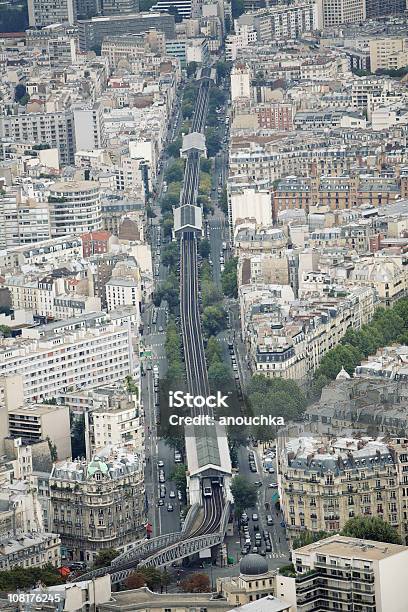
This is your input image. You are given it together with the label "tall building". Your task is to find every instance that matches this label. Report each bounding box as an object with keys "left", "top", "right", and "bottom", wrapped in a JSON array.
[
  {"left": 101, "top": 0, "right": 138, "bottom": 14},
  {"left": 0, "top": 190, "right": 50, "bottom": 249},
  {"left": 73, "top": 103, "right": 106, "bottom": 151},
  {"left": 316, "top": 0, "right": 365, "bottom": 27},
  {"left": 294, "top": 535, "right": 408, "bottom": 612},
  {"left": 231, "top": 64, "right": 251, "bottom": 101},
  {"left": 365, "top": 0, "right": 406, "bottom": 18},
  {"left": 78, "top": 12, "right": 176, "bottom": 51},
  {"left": 369, "top": 37, "right": 408, "bottom": 72},
  {"left": 49, "top": 446, "right": 145, "bottom": 562},
  {"left": 0, "top": 111, "right": 75, "bottom": 166},
  {"left": 151, "top": 0, "right": 193, "bottom": 19},
  {"left": 0, "top": 313, "right": 135, "bottom": 402},
  {"left": 278, "top": 435, "right": 408, "bottom": 545},
  {"left": 49, "top": 181, "right": 102, "bottom": 237},
  {"left": 27, "top": 0, "right": 76, "bottom": 27}
]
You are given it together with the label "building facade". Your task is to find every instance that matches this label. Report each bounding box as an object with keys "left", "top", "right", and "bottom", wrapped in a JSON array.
[{"left": 49, "top": 447, "right": 145, "bottom": 562}]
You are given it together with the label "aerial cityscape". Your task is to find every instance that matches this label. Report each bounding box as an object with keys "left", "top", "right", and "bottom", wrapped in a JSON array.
[{"left": 0, "top": 0, "right": 408, "bottom": 610}]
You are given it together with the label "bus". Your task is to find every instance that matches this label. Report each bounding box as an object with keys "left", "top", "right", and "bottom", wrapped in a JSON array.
[{"left": 202, "top": 478, "right": 212, "bottom": 497}]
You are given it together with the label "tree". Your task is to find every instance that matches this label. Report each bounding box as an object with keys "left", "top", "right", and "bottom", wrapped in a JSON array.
[
  {"left": 200, "top": 158, "right": 212, "bottom": 174},
  {"left": 293, "top": 531, "right": 328, "bottom": 549},
  {"left": 205, "top": 127, "right": 222, "bottom": 157},
  {"left": 71, "top": 413, "right": 85, "bottom": 459},
  {"left": 0, "top": 324, "right": 12, "bottom": 337},
  {"left": 166, "top": 136, "right": 181, "bottom": 158},
  {"left": 231, "top": 0, "right": 245, "bottom": 19},
  {"left": 199, "top": 239, "right": 211, "bottom": 259},
  {"left": 208, "top": 361, "right": 233, "bottom": 395},
  {"left": 216, "top": 61, "right": 230, "bottom": 80},
  {"left": 219, "top": 187, "right": 228, "bottom": 214},
  {"left": 186, "top": 61, "right": 198, "bottom": 78},
  {"left": 125, "top": 571, "right": 146, "bottom": 589},
  {"left": 0, "top": 565, "right": 62, "bottom": 592},
  {"left": 231, "top": 477, "right": 258, "bottom": 515},
  {"left": 203, "top": 304, "right": 227, "bottom": 336},
  {"left": 139, "top": 0, "right": 155, "bottom": 9},
  {"left": 165, "top": 160, "right": 184, "bottom": 184},
  {"left": 46, "top": 437, "right": 58, "bottom": 462},
  {"left": 170, "top": 463, "right": 187, "bottom": 499},
  {"left": 162, "top": 242, "right": 179, "bottom": 268},
  {"left": 14, "top": 84, "right": 26, "bottom": 102},
  {"left": 341, "top": 517, "right": 401, "bottom": 544},
  {"left": 181, "top": 573, "right": 211, "bottom": 593},
  {"left": 221, "top": 258, "right": 238, "bottom": 298},
  {"left": 93, "top": 548, "right": 119, "bottom": 568},
  {"left": 206, "top": 335, "right": 222, "bottom": 364}
]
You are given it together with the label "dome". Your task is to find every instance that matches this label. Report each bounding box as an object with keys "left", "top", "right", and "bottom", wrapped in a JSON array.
[
  {"left": 240, "top": 553, "right": 269, "bottom": 576},
  {"left": 336, "top": 366, "right": 351, "bottom": 380}
]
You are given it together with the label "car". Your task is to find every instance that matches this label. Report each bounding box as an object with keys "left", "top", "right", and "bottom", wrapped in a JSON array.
[
  {"left": 253, "top": 523, "right": 259, "bottom": 532},
  {"left": 177, "top": 490, "right": 183, "bottom": 501},
  {"left": 265, "top": 544, "right": 272, "bottom": 552},
  {"left": 263, "top": 531, "right": 270, "bottom": 541},
  {"left": 169, "top": 491, "right": 175, "bottom": 499},
  {"left": 153, "top": 365, "right": 159, "bottom": 374},
  {"left": 167, "top": 503, "right": 174, "bottom": 512},
  {"left": 268, "top": 467, "right": 275, "bottom": 474},
  {"left": 250, "top": 464, "right": 257, "bottom": 473},
  {"left": 232, "top": 364, "right": 238, "bottom": 371},
  {"left": 269, "top": 482, "right": 278, "bottom": 488},
  {"left": 158, "top": 499, "right": 164, "bottom": 506},
  {"left": 159, "top": 487, "right": 166, "bottom": 498},
  {"left": 158, "top": 325, "right": 164, "bottom": 332},
  {"left": 260, "top": 549, "right": 267, "bottom": 556},
  {"left": 159, "top": 474, "right": 165, "bottom": 484},
  {"left": 266, "top": 515, "right": 274, "bottom": 526},
  {"left": 252, "top": 546, "right": 259, "bottom": 554},
  {"left": 158, "top": 460, "right": 164, "bottom": 468},
  {"left": 254, "top": 481, "right": 262, "bottom": 487},
  {"left": 252, "top": 513, "right": 258, "bottom": 521},
  {"left": 241, "top": 547, "right": 249, "bottom": 555}
]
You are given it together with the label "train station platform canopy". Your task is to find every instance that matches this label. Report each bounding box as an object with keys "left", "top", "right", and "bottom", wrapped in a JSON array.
[
  {"left": 180, "top": 132, "right": 206, "bottom": 158},
  {"left": 174, "top": 204, "right": 202, "bottom": 234},
  {"left": 185, "top": 421, "right": 232, "bottom": 478}
]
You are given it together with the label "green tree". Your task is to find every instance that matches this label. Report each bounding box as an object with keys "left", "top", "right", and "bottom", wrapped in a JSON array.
[
  {"left": 203, "top": 304, "right": 227, "bottom": 336},
  {"left": 0, "top": 565, "right": 62, "bottom": 591},
  {"left": 219, "top": 187, "right": 228, "bottom": 214},
  {"left": 46, "top": 436, "right": 58, "bottom": 462},
  {"left": 166, "top": 136, "right": 181, "bottom": 158},
  {"left": 186, "top": 61, "right": 198, "bottom": 78},
  {"left": 170, "top": 463, "right": 187, "bottom": 499},
  {"left": 165, "top": 159, "right": 184, "bottom": 184},
  {"left": 293, "top": 531, "right": 328, "bottom": 549},
  {"left": 216, "top": 61, "right": 230, "bottom": 80},
  {"left": 208, "top": 361, "right": 233, "bottom": 395},
  {"left": 231, "top": 0, "right": 245, "bottom": 18},
  {"left": 162, "top": 242, "right": 179, "bottom": 268},
  {"left": 341, "top": 517, "right": 401, "bottom": 544},
  {"left": 93, "top": 548, "right": 119, "bottom": 568},
  {"left": 14, "top": 83, "right": 27, "bottom": 102},
  {"left": 206, "top": 335, "right": 223, "bottom": 364},
  {"left": 230, "top": 476, "right": 258, "bottom": 515},
  {"left": 199, "top": 239, "right": 211, "bottom": 259},
  {"left": 221, "top": 257, "right": 238, "bottom": 298},
  {"left": 205, "top": 127, "right": 222, "bottom": 157},
  {"left": 71, "top": 413, "right": 85, "bottom": 459},
  {"left": 0, "top": 324, "right": 12, "bottom": 337}
]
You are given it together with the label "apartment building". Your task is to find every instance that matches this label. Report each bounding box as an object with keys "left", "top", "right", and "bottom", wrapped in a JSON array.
[
  {"left": 240, "top": 285, "right": 375, "bottom": 381},
  {"left": 0, "top": 111, "right": 75, "bottom": 165},
  {"left": 49, "top": 181, "right": 102, "bottom": 238},
  {"left": 0, "top": 191, "right": 50, "bottom": 249},
  {"left": 278, "top": 435, "right": 408, "bottom": 545},
  {"left": 0, "top": 532, "right": 61, "bottom": 571},
  {"left": 27, "top": 0, "right": 76, "bottom": 27},
  {"left": 272, "top": 175, "right": 400, "bottom": 216},
  {"left": 84, "top": 385, "right": 144, "bottom": 459},
  {"left": 49, "top": 446, "right": 145, "bottom": 562},
  {"left": 369, "top": 37, "right": 408, "bottom": 72},
  {"left": 78, "top": 13, "right": 176, "bottom": 52},
  {"left": 0, "top": 313, "right": 135, "bottom": 402},
  {"left": 0, "top": 236, "right": 82, "bottom": 273},
  {"left": 350, "top": 255, "right": 407, "bottom": 305},
  {"left": 293, "top": 535, "right": 408, "bottom": 611},
  {"left": 234, "top": 4, "right": 317, "bottom": 44},
  {"left": 231, "top": 64, "right": 251, "bottom": 101},
  {"left": 73, "top": 104, "right": 106, "bottom": 152},
  {"left": 8, "top": 403, "right": 71, "bottom": 460},
  {"left": 102, "top": 31, "right": 166, "bottom": 68},
  {"left": 316, "top": 0, "right": 365, "bottom": 28}
]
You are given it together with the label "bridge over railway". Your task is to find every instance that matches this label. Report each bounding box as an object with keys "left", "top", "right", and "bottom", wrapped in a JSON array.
[{"left": 70, "top": 67, "right": 232, "bottom": 584}]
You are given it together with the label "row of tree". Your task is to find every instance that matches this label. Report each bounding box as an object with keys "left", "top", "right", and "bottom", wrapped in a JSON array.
[
  {"left": 293, "top": 516, "right": 402, "bottom": 549},
  {"left": 221, "top": 257, "right": 238, "bottom": 298},
  {"left": 0, "top": 565, "right": 62, "bottom": 591},
  {"left": 313, "top": 298, "right": 408, "bottom": 394}
]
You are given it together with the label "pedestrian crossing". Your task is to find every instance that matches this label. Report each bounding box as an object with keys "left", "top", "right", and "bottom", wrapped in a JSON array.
[{"left": 268, "top": 553, "right": 287, "bottom": 559}]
